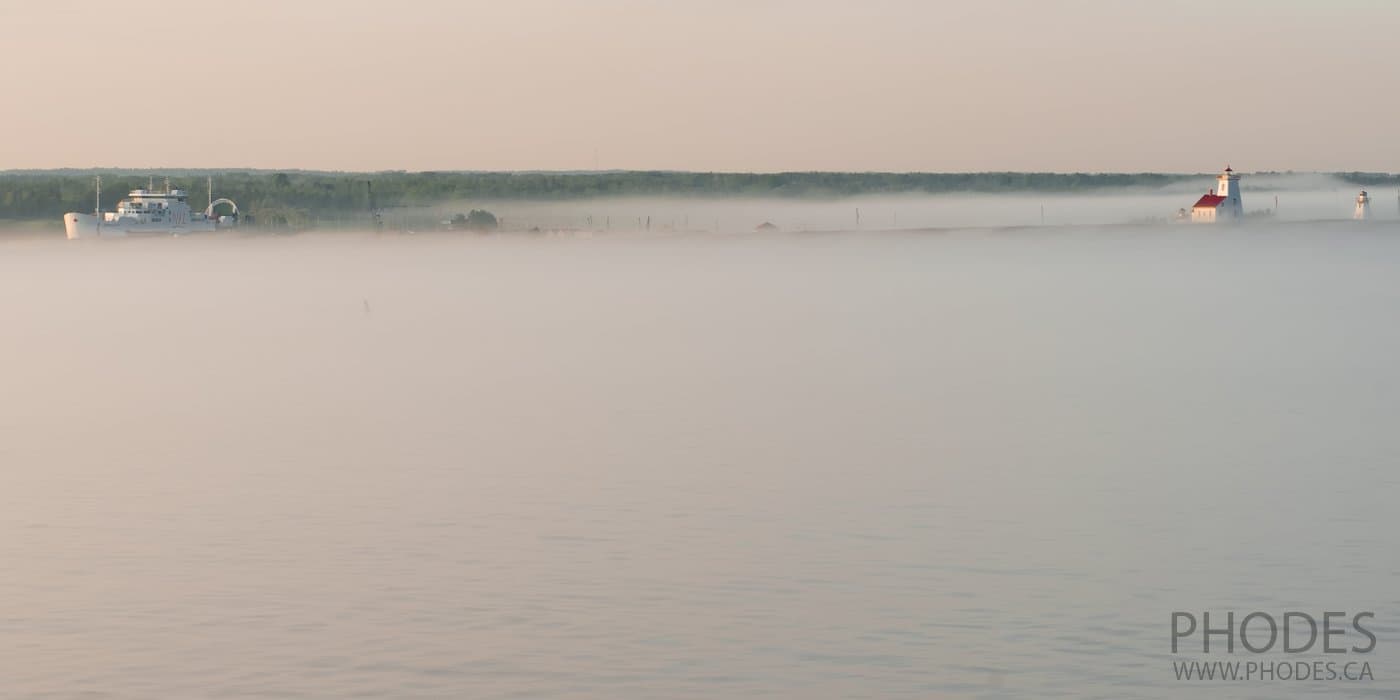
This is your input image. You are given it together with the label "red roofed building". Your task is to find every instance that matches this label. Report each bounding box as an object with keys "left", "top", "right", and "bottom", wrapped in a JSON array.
[
  {"left": 1190, "top": 167, "right": 1244, "bottom": 223},
  {"left": 1193, "top": 194, "right": 1227, "bottom": 209}
]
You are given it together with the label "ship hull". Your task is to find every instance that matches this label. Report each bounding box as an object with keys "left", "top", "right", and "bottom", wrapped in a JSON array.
[{"left": 64, "top": 213, "right": 218, "bottom": 240}]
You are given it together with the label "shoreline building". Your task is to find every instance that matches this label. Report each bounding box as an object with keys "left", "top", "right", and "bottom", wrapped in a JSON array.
[
  {"left": 1190, "top": 167, "right": 1244, "bottom": 223},
  {"left": 1354, "top": 191, "right": 1370, "bottom": 220}
]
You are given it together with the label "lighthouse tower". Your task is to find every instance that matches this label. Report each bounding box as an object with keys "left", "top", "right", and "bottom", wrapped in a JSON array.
[
  {"left": 1216, "top": 166, "right": 1243, "bottom": 219},
  {"left": 1354, "top": 191, "right": 1371, "bottom": 220}
]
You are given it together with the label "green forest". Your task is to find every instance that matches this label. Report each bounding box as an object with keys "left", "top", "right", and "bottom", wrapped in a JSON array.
[{"left": 1, "top": 170, "right": 1394, "bottom": 227}]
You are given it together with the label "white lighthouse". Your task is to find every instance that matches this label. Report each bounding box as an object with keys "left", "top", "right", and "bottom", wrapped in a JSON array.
[
  {"left": 1354, "top": 191, "right": 1371, "bottom": 220},
  {"left": 1190, "top": 166, "right": 1245, "bottom": 223},
  {"left": 1216, "top": 167, "right": 1243, "bottom": 218}
]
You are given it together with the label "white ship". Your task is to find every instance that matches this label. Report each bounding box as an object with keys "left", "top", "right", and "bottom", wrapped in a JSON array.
[{"left": 64, "top": 177, "right": 238, "bottom": 240}]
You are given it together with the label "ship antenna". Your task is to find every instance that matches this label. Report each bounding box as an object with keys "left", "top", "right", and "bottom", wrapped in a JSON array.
[{"left": 95, "top": 175, "right": 101, "bottom": 216}]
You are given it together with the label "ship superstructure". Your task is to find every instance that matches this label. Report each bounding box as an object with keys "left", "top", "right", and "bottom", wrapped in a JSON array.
[{"left": 64, "top": 177, "right": 238, "bottom": 239}]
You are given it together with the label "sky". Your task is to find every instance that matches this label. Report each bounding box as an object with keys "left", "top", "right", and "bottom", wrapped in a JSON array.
[{"left": 1, "top": 0, "right": 1397, "bottom": 173}]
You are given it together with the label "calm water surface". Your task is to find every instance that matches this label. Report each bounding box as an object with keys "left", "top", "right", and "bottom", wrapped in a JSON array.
[{"left": 2, "top": 227, "right": 1398, "bottom": 698}]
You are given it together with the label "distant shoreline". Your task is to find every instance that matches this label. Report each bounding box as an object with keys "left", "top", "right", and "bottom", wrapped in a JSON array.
[{"left": 4, "top": 170, "right": 1393, "bottom": 233}]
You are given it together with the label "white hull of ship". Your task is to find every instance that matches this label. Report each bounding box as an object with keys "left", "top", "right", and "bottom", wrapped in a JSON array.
[{"left": 64, "top": 212, "right": 218, "bottom": 240}]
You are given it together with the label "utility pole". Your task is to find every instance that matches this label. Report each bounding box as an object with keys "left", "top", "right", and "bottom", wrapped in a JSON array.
[
  {"left": 95, "top": 175, "right": 102, "bottom": 235},
  {"left": 367, "top": 181, "right": 382, "bottom": 231}
]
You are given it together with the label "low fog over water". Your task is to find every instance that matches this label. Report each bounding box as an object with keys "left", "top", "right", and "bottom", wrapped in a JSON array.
[
  {"left": 396, "top": 174, "right": 1395, "bottom": 233},
  {"left": 3, "top": 221, "right": 1399, "bottom": 698}
]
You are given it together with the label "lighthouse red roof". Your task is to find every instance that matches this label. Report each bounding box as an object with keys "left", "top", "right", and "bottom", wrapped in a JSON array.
[{"left": 1193, "top": 194, "right": 1227, "bottom": 209}]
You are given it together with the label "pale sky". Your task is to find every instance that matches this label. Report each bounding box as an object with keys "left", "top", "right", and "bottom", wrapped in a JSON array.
[{"left": 2, "top": 0, "right": 1396, "bottom": 172}]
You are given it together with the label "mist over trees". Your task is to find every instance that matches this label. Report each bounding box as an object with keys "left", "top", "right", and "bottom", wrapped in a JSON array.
[
  {"left": 0, "top": 171, "right": 1191, "bottom": 221},
  {"left": 0, "top": 170, "right": 1391, "bottom": 223},
  {"left": 1338, "top": 172, "right": 1400, "bottom": 187}
]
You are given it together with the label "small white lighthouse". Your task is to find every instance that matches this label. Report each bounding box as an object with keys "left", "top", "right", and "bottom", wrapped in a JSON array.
[{"left": 1354, "top": 191, "right": 1371, "bottom": 220}]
